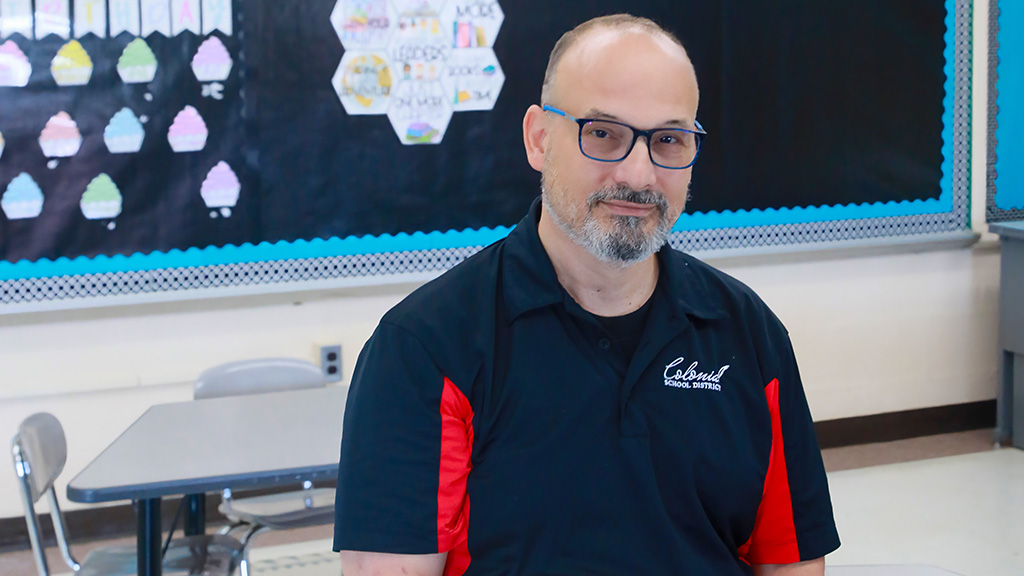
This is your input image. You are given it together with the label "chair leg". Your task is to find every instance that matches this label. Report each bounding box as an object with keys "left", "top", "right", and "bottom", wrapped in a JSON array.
[
  {"left": 219, "top": 519, "right": 246, "bottom": 536},
  {"left": 237, "top": 524, "right": 270, "bottom": 576}
]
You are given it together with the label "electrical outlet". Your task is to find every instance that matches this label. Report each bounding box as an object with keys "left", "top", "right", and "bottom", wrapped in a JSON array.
[{"left": 319, "top": 344, "right": 342, "bottom": 382}]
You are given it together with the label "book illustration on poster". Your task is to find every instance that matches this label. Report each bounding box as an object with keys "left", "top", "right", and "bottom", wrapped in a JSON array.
[
  {"left": 39, "top": 111, "right": 82, "bottom": 158},
  {"left": 80, "top": 173, "right": 122, "bottom": 226},
  {"left": 117, "top": 37, "right": 158, "bottom": 83},
  {"left": 442, "top": 47, "right": 503, "bottom": 112},
  {"left": 201, "top": 161, "right": 240, "bottom": 218},
  {"left": 168, "top": 105, "right": 209, "bottom": 152},
  {"left": 330, "top": 0, "right": 504, "bottom": 144},
  {"left": 440, "top": 0, "right": 503, "bottom": 49},
  {"left": 1, "top": 173, "right": 44, "bottom": 220},
  {"left": 51, "top": 39, "right": 93, "bottom": 86},
  {"left": 0, "top": 40, "right": 32, "bottom": 87},
  {"left": 104, "top": 108, "right": 145, "bottom": 154},
  {"left": 388, "top": 80, "right": 450, "bottom": 144}
]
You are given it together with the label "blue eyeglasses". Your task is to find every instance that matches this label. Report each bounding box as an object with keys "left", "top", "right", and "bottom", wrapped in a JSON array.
[{"left": 542, "top": 105, "right": 706, "bottom": 170}]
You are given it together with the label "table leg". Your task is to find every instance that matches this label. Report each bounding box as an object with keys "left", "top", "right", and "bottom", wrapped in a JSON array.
[
  {"left": 998, "top": 350, "right": 1015, "bottom": 444},
  {"left": 138, "top": 498, "right": 162, "bottom": 576},
  {"left": 184, "top": 494, "right": 207, "bottom": 535},
  {"left": 1014, "top": 354, "right": 1024, "bottom": 449}
]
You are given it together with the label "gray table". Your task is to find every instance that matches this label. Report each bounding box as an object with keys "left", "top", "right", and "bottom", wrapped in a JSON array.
[
  {"left": 991, "top": 221, "right": 1024, "bottom": 448},
  {"left": 67, "top": 385, "right": 347, "bottom": 576}
]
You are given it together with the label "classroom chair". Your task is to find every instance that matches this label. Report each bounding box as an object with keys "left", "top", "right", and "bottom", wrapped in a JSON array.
[
  {"left": 194, "top": 357, "right": 336, "bottom": 576},
  {"left": 11, "top": 412, "right": 243, "bottom": 576}
]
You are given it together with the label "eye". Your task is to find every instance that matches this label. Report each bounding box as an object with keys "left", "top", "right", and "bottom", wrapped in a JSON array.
[
  {"left": 590, "top": 128, "right": 610, "bottom": 139},
  {"left": 654, "top": 131, "right": 692, "bottom": 148}
]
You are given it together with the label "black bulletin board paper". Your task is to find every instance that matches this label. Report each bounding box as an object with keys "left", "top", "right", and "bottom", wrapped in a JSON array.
[
  {"left": 253, "top": 0, "right": 946, "bottom": 239},
  {"left": 0, "top": 0, "right": 950, "bottom": 274}
]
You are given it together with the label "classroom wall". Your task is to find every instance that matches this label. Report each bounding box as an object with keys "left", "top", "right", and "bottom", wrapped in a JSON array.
[{"left": 0, "top": 1, "right": 999, "bottom": 520}]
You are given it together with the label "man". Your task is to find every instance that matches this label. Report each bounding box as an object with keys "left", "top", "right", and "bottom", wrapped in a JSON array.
[{"left": 334, "top": 14, "right": 840, "bottom": 576}]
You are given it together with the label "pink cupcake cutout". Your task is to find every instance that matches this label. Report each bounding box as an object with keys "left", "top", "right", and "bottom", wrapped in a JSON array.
[
  {"left": 0, "top": 40, "right": 32, "bottom": 87},
  {"left": 191, "top": 36, "right": 233, "bottom": 82},
  {"left": 39, "top": 112, "right": 83, "bottom": 158},
  {"left": 201, "top": 161, "right": 241, "bottom": 215},
  {"left": 167, "top": 105, "right": 208, "bottom": 152}
]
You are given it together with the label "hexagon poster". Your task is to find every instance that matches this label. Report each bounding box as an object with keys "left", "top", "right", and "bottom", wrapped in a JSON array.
[
  {"left": 0, "top": 0, "right": 969, "bottom": 305},
  {"left": 330, "top": 0, "right": 506, "bottom": 144}
]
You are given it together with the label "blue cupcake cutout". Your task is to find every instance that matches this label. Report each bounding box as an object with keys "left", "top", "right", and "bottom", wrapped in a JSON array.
[
  {"left": 2, "top": 173, "right": 44, "bottom": 220},
  {"left": 104, "top": 108, "right": 145, "bottom": 154}
]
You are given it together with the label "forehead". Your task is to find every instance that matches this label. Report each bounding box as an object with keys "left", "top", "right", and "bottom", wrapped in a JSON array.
[{"left": 552, "top": 28, "right": 699, "bottom": 127}]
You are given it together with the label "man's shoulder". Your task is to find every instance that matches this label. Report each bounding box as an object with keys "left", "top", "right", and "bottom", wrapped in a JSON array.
[
  {"left": 664, "top": 248, "right": 788, "bottom": 333},
  {"left": 381, "top": 238, "right": 503, "bottom": 339}
]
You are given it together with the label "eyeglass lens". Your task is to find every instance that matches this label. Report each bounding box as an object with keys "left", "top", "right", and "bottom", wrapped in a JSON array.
[{"left": 580, "top": 121, "right": 698, "bottom": 168}]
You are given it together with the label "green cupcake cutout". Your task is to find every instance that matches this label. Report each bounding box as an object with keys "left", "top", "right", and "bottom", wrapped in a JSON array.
[
  {"left": 80, "top": 174, "right": 123, "bottom": 220},
  {"left": 117, "top": 37, "right": 157, "bottom": 84}
]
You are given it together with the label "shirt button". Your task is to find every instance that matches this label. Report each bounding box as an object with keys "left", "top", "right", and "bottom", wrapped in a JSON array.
[{"left": 598, "top": 338, "right": 612, "bottom": 350}]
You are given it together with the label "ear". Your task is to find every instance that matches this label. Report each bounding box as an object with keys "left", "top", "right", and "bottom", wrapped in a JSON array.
[{"left": 522, "top": 104, "right": 547, "bottom": 173}]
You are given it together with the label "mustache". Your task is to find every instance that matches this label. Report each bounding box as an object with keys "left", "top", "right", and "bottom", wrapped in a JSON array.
[{"left": 587, "top": 186, "right": 668, "bottom": 212}]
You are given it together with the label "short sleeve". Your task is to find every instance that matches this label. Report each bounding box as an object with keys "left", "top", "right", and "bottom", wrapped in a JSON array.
[
  {"left": 333, "top": 320, "right": 473, "bottom": 556},
  {"left": 739, "top": 332, "right": 841, "bottom": 564}
]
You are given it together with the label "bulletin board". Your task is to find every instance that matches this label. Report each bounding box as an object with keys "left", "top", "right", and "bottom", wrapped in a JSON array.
[
  {"left": 989, "top": 0, "right": 1024, "bottom": 221},
  {"left": 0, "top": 0, "right": 972, "bottom": 306}
]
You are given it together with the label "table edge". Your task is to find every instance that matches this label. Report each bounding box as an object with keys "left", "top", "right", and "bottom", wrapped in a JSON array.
[
  {"left": 67, "top": 464, "right": 339, "bottom": 503},
  {"left": 990, "top": 221, "right": 1024, "bottom": 240}
]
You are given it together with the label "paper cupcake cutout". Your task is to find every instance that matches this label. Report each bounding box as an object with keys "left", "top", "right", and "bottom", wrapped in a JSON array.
[
  {"left": 80, "top": 174, "right": 123, "bottom": 220},
  {"left": 0, "top": 40, "right": 32, "bottom": 87},
  {"left": 201, "top": 162, "right": 241, "bottom": 209},
  {"left": 51, "top": 40, "right": 93, "bottom": 86},
  {"left": 117, "top": 38, "right": 158, "bottom": 84},
  {"left": 104, "top": 108, "right": 145, "bottom": 154},
  {"left": 191, "top": 36, "right": 232, "bottom": 82},
  {"left": 39, "top": 112, "right": 83, "bottom": 158},
  {"left": 2, "top": 173, "right": 44, "bottom": 220},
  {"left": 167, "top": 106, "right": 208, "bottom": 152}
]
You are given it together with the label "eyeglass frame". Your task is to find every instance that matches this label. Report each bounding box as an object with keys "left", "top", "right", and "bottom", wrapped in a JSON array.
[{"left": 541, "top": 104, "right": 707, "bottom": 170}]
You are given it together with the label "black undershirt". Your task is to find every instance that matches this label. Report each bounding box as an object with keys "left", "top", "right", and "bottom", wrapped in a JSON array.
[{"left": 593, "top": 292, "right": 655, "bottom": 360}]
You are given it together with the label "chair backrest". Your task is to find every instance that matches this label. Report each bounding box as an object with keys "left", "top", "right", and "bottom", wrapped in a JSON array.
[
  {"left": 12, "top": 413, "right": 66, "bottom": 504},
  {"left": 194, "top": 357, "right": 327, "bottom": 400},
  {"left": 11, "top": 412, "right": 79, "bottom": 576}
]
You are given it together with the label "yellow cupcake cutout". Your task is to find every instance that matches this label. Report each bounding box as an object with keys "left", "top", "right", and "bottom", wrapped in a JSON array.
[{"left": 51, "top": 40, "right": 93, "bottom": 86}]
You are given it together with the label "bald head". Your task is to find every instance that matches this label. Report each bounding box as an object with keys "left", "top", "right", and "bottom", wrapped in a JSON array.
[{"left": 540, "top": 14, "right": 695, "bottom": 105}]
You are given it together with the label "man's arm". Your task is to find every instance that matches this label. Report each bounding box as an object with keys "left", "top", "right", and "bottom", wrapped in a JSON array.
[
  {"left": 339, "top": 551, "right": 447, "bottom": 576},
  {"left": 753, "top": 557, "right": 825, "bottom": 576}
]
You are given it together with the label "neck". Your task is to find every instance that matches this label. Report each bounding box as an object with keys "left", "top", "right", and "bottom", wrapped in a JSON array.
[{"left": 538, "top": 207, "right": 659, "bottom": 317}]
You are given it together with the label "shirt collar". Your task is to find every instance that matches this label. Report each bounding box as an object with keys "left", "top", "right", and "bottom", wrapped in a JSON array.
[{"left": 501, "top": 196, "right": 729, "bottom": 323}]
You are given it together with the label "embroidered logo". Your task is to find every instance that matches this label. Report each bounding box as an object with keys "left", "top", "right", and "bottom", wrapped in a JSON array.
[{"left": 663, "top": 356, "right": 730, "bottom": 392}]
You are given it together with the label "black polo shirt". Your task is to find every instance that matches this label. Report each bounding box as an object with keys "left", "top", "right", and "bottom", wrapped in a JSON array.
[{"left": 334, "top": 198, "right": 840, "bottom": 575}]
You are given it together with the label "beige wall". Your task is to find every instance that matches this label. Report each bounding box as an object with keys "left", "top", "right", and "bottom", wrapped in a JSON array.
[{"left": 0, "top": 1, "right": 998, "bottom": 520}]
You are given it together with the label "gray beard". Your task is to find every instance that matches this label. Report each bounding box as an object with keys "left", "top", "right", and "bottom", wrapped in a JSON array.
[{"left": 542, "top": 182, "right": 672, "bottom": 267}]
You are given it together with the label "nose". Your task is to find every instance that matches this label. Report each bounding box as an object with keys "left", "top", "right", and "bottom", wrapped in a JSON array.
[{"left": 612, "top": 136, "right": 659, "bottom": 191}]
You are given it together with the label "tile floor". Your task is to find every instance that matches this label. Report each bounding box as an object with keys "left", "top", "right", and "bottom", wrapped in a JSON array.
[{"left": 2, "top": 430, "right": 1020, "bottom": 576}]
